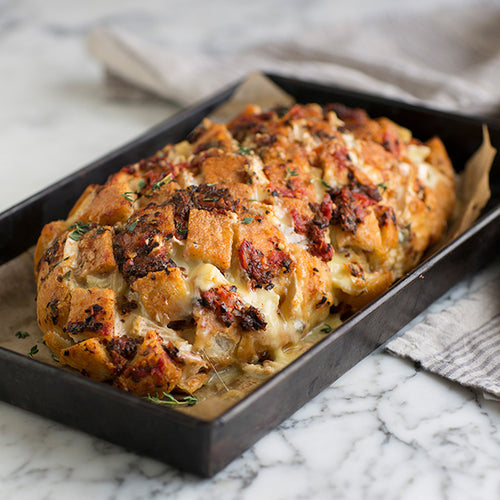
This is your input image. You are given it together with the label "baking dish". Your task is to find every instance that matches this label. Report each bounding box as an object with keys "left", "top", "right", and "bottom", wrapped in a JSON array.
[{"left": 0, "top": 74, "right": 498, "bottom": 476}]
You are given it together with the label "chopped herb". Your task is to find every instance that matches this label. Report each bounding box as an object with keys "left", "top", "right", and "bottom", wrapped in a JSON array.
[
  {"left": 121, "top": 191, "right": 137, "bottom": 202},
  {"left": 248, "top": 198, "right": 257, "bottom": 202},
  {"left": 320, "top": 324, "right": 334, "bottom": 334},
  {"left": 377, "top": 182, "right": 387, "bottom": 193},
  {"left": 27, "top": 345, "right": 39, "bottom": 358},
  {"left": 137, "top": 178, "right": 146, "bottom": 190},
  {"left": 242, "top": 217, "right": 254, "bottom": 224},
  {"left": 68, "top": 221, "right": 90, "bottom": 241},
  {"left": 152, "top": 174, "right": 173, "bottom": 191},
  {"left": 285, "top": 168, "right": 298, "bottom": 180},
  {"left": 51, "top": 353, "right": 60, "bottom": 363},
  {"left": 398, "top": 223, "right": 412, "bottom": 243},
  {"left": 321, "top": 180, "right": 330, "bottom": 188},
  {"left": 144, "top": 392, "right": 199, "bottom": 407},
  {"left": 15, "top": 331, "right": 30, "bottom": 339},
  {"left": 178, "top": 227, "right": 188, "bottom": 235},
  {"left": 60, "top": 270, "right": 71, "bottom": 281},
  {"left": 203, "top": 198, "right": 216, "bottom": 202},
  {"left": 238, "top": 146, "right": 252, "bottom": 155},
  {"left": 52, "top": 256, "right": 70, "bottom": 270},
  {"left": 126, "top": 219, "right": 138, "bottom": 233}
]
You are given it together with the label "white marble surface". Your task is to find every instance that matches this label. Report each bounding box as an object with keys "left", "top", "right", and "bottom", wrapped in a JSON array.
[{"left": 0, "top": 1, "right": 499, "bottom": 499}]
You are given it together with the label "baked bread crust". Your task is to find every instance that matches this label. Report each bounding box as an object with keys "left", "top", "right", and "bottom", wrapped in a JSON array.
[{"left": 34, "top": 103, "right": 456, "bottom": 396}]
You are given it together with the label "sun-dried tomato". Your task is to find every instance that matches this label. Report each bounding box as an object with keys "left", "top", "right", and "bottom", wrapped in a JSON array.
[{"left": 199, "top": 286, "right": 266, "bottom": 331}]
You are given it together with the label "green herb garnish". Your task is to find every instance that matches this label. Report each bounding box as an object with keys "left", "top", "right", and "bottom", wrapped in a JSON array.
[
  {"left": 152, "top": 174, "right": 173, "bottom": 191},
  {"left": 377, "top": 182, "right": 387, "bottom": 193},
  {"left": 238, "top": 146, "right": 252, "bottom": 155},
  {"left": 60, "top": 270, "right": 71, "bottom": 281},
  {"left": 15, "top": 331, "right": 30, "bottom": 339},
  {"left": 144, "top": 392, "right": 199, "bottom": 407},
  {"left": 242, "top": 217, "right": 254, "bottom": 224},
  {"left": 51, "top": 353, "right": 59, "bottom": 363},
  {"left": 126, "top": 219, "right": 138, "bottom": 233},
  {"left": 68, "top": 221, "right": 90, "bottom": 241},
  {"left": 137, "top": 178, "right": 146, "bottom": 190},
  {"left": 285, "top": 168, "right": 298, "bottom": 180},
  {"left": 321, "top": 180, "right": 330, "bottom": 188},
  {"left": 121, "top": 191, "right": 137, "bottom": 202},
  {"left": 27, "top": 345, "right": 39, "bottom": 358},
  {"left": 320, "top": 324, "right": 334, "bottom": 334}
]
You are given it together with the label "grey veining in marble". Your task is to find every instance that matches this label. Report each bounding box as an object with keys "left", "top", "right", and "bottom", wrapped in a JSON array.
[{"left": 0, "top": 347, "right": 498, "bottom": 499}]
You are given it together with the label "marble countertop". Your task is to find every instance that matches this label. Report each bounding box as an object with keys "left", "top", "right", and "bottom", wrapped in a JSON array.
[{"left": 0, "top": 1, "right": 498, "bottom": 499}]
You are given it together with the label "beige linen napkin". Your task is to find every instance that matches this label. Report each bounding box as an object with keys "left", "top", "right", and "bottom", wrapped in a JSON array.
[{"left": 87, "top": 2, "right": 500, "bottom": 117}]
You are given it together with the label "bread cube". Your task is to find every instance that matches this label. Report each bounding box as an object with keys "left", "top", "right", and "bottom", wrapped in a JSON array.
[
  {"left": 132, "top": 268, "right": 191, "bottom": 324},
  {"left": 184, "top": 208, "right": 235, "bottom": 270},
  {"left": 116, "top": 331, "right": 182, "bottom": 396},
  {"left": 64, "top": 287, "right": 116, "bottom": 340}
]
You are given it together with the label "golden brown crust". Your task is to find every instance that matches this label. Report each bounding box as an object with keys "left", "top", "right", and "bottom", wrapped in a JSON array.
[{"left": 34, "top": 102, "right": 456, "bottom": 397}]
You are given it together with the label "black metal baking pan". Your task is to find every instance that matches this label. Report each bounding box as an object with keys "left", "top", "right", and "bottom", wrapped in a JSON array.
[{"left": 0, "top": 74, "right": 499, "bottom": 477}]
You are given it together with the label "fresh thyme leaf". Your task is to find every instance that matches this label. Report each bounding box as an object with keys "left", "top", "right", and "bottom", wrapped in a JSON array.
[
  {"left": 51, "top": 353, "right": 59, "bottom": 363},
  {"left": 152, "top": 174, "right": 173, "bottom": 191},
  {"left": 242, "top": 217, "right": 253, "bottom": 224},
  {"left": 27, "top": 345, "right": 39, "bottom": 358},
  {"left": 60, "top": 270, "right": 71, "bottom": 280},
  {"left": 377, "top": 182, "right": 387, "bottom": 193},
  {"left": 183, "top": 395, "right": 199, "bottom": 405},
  {"left": 15, "top": 331, "right": 30, "bottom": 339},
  {"left": 320, "top": 324, "right": 334, "bottom": 334},
  {"left": 398, "top": 223, "right": 412, "bottom": 243},
  {"left": 178, "top": 227, "right": 188, "bottom": 234},
  {"left": 321, "top": 180, "right": 330, "bottom": 188},
  {"left": 137, "top": 178, "right": 146, "bottom": 190},
  {"left": 68, "top": 221, "right": 90, "bottom": 241},
  {"left": 203, "top": 198, "right": 216, "bottom": 202},
  {"left": 126, "top": 219, "right": 138, "bottom": 233},
  {"left": 144, "top": 392, "right": 199, "bottom": 407},
  {"left": 238, "top": 146, "right": 251, "bottom": 155},
  {"left": 121, "top": 191, "right": 137, "bottom": 202},
  {"left": 285, "top": 168, "right": 298, "bottom": 180}
]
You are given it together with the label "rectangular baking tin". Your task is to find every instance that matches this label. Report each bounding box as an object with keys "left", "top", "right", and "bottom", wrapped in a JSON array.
[{"left": 0, "top": 74, "right": 499, "bottom": 477}]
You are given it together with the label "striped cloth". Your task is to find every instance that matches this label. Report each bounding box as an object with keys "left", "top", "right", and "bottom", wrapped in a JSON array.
[{"left": 386, "top": 273, "right": 500, "bottom": 398}]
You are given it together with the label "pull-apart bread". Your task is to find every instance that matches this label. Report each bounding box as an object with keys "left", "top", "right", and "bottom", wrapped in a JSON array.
[{"left": 34, "top": 103, "right": 456, "bottom": 397}]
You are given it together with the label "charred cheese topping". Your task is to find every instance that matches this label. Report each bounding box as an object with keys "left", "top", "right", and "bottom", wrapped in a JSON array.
[{"left": 34, "top": 103, "right": 456, "bottom": 397}]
